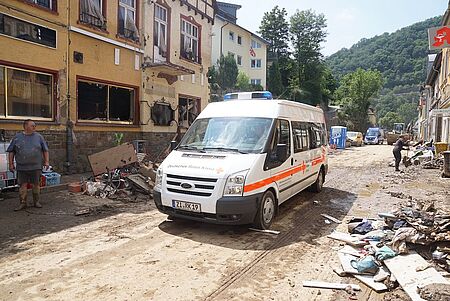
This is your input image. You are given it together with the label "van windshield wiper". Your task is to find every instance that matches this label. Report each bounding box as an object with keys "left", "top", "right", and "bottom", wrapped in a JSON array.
[
  {"left": 177, "top": 145, "right": 205, "bottom": 152},
  {"left": 202, "top": 147, "right": 248, "bottom": 154}
]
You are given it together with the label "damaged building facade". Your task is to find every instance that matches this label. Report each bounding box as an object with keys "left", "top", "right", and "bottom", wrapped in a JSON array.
[
  {"left": 420, "top": 3, "right": 450, "bottom": 145},
  {"left": 0, "top": 0, "right": 215, "bottom": 173}
]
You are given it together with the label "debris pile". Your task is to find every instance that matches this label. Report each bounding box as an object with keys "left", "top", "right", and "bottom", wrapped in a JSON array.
[
  {"left": 71, "top": 143, "right": 157, "bottom": 200},
  {"left": 316, "top": 199, "right": 450, "bottom": 300}
]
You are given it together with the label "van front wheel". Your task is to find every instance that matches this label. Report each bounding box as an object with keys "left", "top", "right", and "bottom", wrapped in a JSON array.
[
  {"left": 253, "top": 190, "right": 276, "bottom": 230},
  {"left": 310, "top": 169, "right": 324, "bottom": 193}
]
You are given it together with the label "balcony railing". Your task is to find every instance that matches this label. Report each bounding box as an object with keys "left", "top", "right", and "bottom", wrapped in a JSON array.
[{"left": 79, "top": 12, "right": 106, "bottom": 30}]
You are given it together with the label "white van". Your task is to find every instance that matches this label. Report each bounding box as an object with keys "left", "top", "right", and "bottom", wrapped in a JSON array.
[{"left": 153, "top": 93, "right": 328, "bottom": 229}]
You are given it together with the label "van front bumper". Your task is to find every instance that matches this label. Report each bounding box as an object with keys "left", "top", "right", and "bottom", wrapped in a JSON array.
[{"left": 153, "top": 190, "right": 263, "bottom": 225}]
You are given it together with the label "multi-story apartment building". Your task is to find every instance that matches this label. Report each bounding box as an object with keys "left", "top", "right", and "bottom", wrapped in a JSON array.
[
  {"left": 141, "top": 0, "right": 215, "bottom": 154},
  {"left": 211, "top": 1, "right": 268, "bottom": 89},
  {"left": 0, "top": 0, "right": 215, "bottom": 173}
]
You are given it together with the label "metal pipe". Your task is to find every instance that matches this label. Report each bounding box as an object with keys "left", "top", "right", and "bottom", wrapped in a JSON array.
[{"left": 65, "top": 0, "right": 72, "bottom": 174}]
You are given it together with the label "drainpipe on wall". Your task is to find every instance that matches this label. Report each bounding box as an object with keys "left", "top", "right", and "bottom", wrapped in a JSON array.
[{"left": 65, "top": 0, "right": 72, "bottom": 174}]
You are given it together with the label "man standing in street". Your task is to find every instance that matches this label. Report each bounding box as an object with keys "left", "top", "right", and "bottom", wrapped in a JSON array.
[
  {"left": 7, "top": 119, "right": 49, "bottom": 211},
  {"left": 392, "top": 135, "right": 409, "bottom": 172}
]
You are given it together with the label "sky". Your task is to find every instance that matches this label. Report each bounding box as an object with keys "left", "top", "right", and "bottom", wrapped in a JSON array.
[{"left": 222, "top": 0, "right": 448, "bottom": 56}]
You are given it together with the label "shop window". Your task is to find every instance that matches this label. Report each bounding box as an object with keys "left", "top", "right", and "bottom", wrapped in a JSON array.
[
  {"left": 153, "top": 4, "right": 168, "bottom": 61},
  {"left": 118, "top": 0, "right": 139, "bottom": 41},
  {"left": 77, "top": 80, "right": 135, "bottom": 123},
  {"left": 0, "top": 13, "right": 56, "bottom": 48},
  {"left": 180, "top": 18, "right": 201, "bottom": 63},
  {"left": 79, "top": 0, "right": 106, "bottom": 30},
  {"left": 0, "top": 66, "right": 53, "bottom": 119},
  {"left": 178, "top": 97, "right": 200, "bottom": 128}
]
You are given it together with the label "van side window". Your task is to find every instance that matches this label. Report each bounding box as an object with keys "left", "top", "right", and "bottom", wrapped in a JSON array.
[
  {"left": 309, "top": 123, "right": 324, "bottom": 149},
  {"left": 292, "top": 121, "right": 309, "bottom": 153},
  {"left": 265, "top": 119, "right": 291, "bottom": 170}
]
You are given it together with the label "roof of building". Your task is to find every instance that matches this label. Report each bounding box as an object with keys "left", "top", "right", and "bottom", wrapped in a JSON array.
[
  {"left": 216, "top": 14, "right": 270, "bottom": 45},
  {"left": 216, "top": 2, "right": 242, "bottom": 9}
]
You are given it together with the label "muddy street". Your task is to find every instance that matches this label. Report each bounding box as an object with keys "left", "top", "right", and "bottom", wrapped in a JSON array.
[{"left": 0, "top": 144, "right": 449, "bottom": 301}]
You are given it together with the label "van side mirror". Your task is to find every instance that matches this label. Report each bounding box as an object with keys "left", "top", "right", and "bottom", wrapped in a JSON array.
[
  {"left": 276, "top": 144, "right": 288, "bottom": 162},
  {"left": 170, "top": 140, "right": 178, "bottom": 150}
]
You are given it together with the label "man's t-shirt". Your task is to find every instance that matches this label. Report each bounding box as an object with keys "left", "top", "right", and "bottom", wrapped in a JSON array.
[
  {"left": 7, "top": 132, "right": 49, "bottom": 171},
  {"left": 393, "top": 139, "right": 406, "bottom": 152}
]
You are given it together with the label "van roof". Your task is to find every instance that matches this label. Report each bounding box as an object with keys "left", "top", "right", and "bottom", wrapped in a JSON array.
[{"left": 198, "top": 99, "right": 325, "bottom": 123}]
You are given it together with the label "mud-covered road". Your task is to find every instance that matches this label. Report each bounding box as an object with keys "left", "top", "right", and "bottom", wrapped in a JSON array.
[{"left": 1, "top": 145, "right": 449, "bottom": 301}]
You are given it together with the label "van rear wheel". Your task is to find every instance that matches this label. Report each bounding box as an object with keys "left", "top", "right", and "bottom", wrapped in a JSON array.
[
  {"left": 253, "top": 190, "right": 276, "bottom": 230},
  {"left": 310, "top": 169, "right": 324, "bottom": 193}
]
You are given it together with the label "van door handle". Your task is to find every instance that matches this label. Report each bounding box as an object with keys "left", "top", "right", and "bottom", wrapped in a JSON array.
[{"left": 291, "top": 158, "right": 294, "bottom": 165}]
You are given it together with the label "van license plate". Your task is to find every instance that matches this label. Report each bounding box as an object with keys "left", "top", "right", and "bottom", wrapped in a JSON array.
[{"left": 172, "top": 200, "right": 201, "bottom": 213}]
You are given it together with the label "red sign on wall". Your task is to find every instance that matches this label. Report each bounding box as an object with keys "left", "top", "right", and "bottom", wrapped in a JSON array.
[{"left": 428, "top": 26, "right": 450, "bottom": 50}]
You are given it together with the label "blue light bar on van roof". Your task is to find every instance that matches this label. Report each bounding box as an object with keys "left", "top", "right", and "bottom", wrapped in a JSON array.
[{"left": 223, "top": 91, "right": 273, "bottom": 101}]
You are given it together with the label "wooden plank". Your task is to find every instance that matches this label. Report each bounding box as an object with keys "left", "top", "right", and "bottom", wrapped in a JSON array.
[
  {"left": 327, "top": 231, "right": 367, "bottom": 247},
  {"left": 321, "top": 213, "right": 342, "bottom": 224},
  {"left": 384, "top": 251, "right": 450, "bottom": 301},
  {"left": 302, "top": 281, "right": 361, "bottom": 291},
  {"left": 88, "top": 143, "right": 138, "bottom": 176}
]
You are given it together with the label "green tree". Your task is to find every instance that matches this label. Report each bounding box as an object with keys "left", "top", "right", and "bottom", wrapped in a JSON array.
[
  {"left": 396, "top": 102, "right": 418, "bottom": 126},
  {"left": 335, "top": 68, "right": 383, "bottom": 131},
  {"left": 289, "top": 9, "right": 327, "bottom": 105},
  {"left": 267, "top": 61, "right": 283, "bottom": 96},
  {"left": 379, "top": 112, "right": 403, "bottom": 129},
  {"left": 217, "top": 54, "right": 238, "bottom": 92},
  {"left": 259, "top": 6, "right": 290, "bottom": 59},
  {"left": 236, "top": 71, "right": 251, "bottom": 91},
  {"left": 207, "top": 66, "right": 221, "bottom": 102}
]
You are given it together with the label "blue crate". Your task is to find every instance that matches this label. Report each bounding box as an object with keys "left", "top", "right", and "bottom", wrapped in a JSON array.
[{"left": 43, "top": 172, "right": 61, "bottom": 186}]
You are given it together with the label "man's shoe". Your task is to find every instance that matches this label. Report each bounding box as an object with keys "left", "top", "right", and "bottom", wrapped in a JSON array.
[
  {"left": 33, "top": 200, "right": 42, "bottom": 208},
  {"left": 14, "top": 203, "right": 27, "bottom": 211}
]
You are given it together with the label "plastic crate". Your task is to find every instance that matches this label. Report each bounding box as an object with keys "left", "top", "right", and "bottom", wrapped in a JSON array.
[{"left": 43, "top": 172, "right": 61, "bottom": 186}]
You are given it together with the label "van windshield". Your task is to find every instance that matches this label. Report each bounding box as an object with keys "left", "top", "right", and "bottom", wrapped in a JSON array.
[
  {"left": 366, "top": 129, "right": 379, "bottom": 136},
  {"left": 178, "top": 117, "right": 273, "bottom": 154}
]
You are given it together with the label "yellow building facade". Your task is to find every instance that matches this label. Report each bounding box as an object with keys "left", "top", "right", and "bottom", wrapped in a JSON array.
[{"left": 0, "top": 0, "right": 215, "bottom": 173}]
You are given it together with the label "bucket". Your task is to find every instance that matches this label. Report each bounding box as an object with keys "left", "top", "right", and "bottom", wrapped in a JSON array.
[
  {"left": 435, "top": 142, "right": 449, "bottom": 156},
  {"left": 443, "top": 151, "right": 450, "bottom": 177}
]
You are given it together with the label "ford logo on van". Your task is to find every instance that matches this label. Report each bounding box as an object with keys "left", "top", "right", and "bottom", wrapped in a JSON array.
[{"left": 181, "top": 182, "right": 193, "bottom": 189}]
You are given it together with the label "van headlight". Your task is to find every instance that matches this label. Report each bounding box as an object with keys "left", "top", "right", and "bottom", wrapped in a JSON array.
[
  {"left": 223, "top": 170, "right": 248, "bottom": 196},
  {"left": 155, "top": 167, "right": 163, "bottom": 187}
]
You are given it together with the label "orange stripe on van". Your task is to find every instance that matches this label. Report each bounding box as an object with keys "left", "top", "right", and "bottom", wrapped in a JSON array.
[{"left": 243, "top": 163, "right": 307, "bottom": 193}]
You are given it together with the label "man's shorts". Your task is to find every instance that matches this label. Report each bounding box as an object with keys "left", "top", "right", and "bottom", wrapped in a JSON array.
[{"left": 17, "top": 170, "right": 42, "bottom": 185}]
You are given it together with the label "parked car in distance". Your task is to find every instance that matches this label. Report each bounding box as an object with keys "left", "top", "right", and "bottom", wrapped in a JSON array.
[
  {"left": 347, "top": 131, "right": 363, "bottom": 147},
  {"left": 364, "top": 127, "right": 385, "bottom": 145}
]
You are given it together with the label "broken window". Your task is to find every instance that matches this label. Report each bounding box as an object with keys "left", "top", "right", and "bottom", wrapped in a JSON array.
[
  {"left": 118, "top": 0, "right": 139, "bottom": 41},
  {"left": 80, "top": 0, "right": 106, "bottom": 30},
  {"left": 0, "top": 65, "right": 53, "bottom": 119},
  {"left": 77, "top": 80, "right": 135, "bottom": 123},
  {"left": 153, "top": 4, "right": 167, "bottom": 61},
  {"left": 180, "top": 19, "right": 200, "bottom": 63},
  {"left": 151, "top": 101, "right": 175, "bottom": 126},
  {"left": 0, "top": 13, "right": 56, "bottom": 48},
  {"left": 178, "top": 97, "right": 200, "bottom": 128}
]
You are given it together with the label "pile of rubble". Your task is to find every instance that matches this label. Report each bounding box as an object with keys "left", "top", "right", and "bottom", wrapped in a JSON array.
[
  {"left": 71, "top": 143, "right": 157, "bottom": 200},
  {"left": 321, "top": 199, "right": 450, "bottom": 300}
]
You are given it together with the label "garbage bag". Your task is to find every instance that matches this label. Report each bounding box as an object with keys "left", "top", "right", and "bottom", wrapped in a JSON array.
[
  {"left": 352, "top": 221, "right": 374, "bottom": 235},
  {"left": 350, "top": 255, "right": 379, "bottom": 274},
  {"left": 375, "top": 246, "right": 396, "bottom": 261}
]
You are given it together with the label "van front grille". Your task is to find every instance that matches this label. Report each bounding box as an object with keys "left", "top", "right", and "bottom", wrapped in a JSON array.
[{"left": 165, "top": 174, "right": 218, "bottom": 197}]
